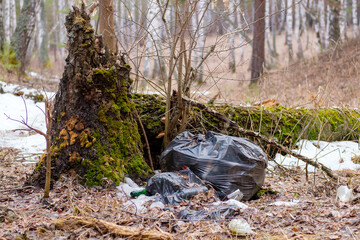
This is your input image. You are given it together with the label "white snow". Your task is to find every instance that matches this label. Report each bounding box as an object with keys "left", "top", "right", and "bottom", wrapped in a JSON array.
[
  {"left": 271, "top": 139, "right": 360, "bottom": 172},
  {"left": 0, "top": 82, "right": 54, "bottom": 162}
]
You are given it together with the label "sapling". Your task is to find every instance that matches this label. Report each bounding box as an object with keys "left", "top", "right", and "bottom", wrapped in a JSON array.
[{"left": 5, "top": 93, "right": 53, "bottom": 198}]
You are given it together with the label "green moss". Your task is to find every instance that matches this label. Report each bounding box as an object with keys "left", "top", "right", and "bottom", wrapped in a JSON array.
[
  {"left": 78, "top": 74, "right": 152, "bottom": 186},
  {"left": 73, "top": 16, "right": 86, "bottom": 26}
]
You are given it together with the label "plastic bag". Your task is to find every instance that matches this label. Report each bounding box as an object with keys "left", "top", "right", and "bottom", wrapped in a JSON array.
[
  {"left": 160, "top": 131, "right": 268, "bottom": 200},
  {"left": 145, "top": 169, "right": 209, "bottom": 204}
]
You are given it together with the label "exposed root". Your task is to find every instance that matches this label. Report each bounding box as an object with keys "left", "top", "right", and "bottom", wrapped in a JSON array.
[{"left": 54, "top": 215, "right": 172, "bottom": 240}]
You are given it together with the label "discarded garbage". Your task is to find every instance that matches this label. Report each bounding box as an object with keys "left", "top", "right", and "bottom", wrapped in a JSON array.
[
  {"left": 160, "top": 131, "right": 268, "bottom": 200},
  {"left": 227, "top": 189, "right": 244, "bottom": 201},
  {"left": 269, "top": 200, "right": 299, "bottom": 207},
  {"left": 145, "top": 169, "right": 209, "bottom": 205},
  {"left": 336, "top": 185, "right": 355, "bottom": 202},
  {"left": 228, "top": 218, "right": 254, "bottom": 235},
  {"left": 179, "top": 205, "right": 241, "bottom": 221},
  {"left": 124, "top": 195, "right": 155, "bottom": 213},
  {"left": 130, "top": 189, "right": 147, "bottom": 198}
]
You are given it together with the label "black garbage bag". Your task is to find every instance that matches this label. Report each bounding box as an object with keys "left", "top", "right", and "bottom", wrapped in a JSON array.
[
  {"left": 145, "top": 169, "right": 210, "bottom": 205},
  {"left": 160, "top": 131, "right": 268, "bottom": 201}
]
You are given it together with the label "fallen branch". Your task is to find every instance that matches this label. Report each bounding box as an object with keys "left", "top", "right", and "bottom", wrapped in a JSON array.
[
  {"left": 182, "top": 96, "right": 339, "bottom": 181},
  {"left": 54, "top": 215, "right": 172, "bottom": 240}
]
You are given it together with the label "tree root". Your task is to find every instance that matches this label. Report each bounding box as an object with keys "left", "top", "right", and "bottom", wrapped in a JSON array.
[
  {"left": 54, "top": 215, "right": 172, "bottom": 240},
  {"left": 182, "top": 96, "right": 339, "bottom": 181}
]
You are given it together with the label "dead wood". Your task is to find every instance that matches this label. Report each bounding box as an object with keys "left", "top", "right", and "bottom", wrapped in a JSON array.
[
  {"left": 182, "top": 96, "right": 339, "bottom": 181},
  {"left": 54, "top": 215, "right": 172, "bottom": 240}
]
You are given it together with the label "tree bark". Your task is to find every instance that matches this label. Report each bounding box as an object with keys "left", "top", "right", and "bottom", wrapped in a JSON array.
[
  {"left": 99, "top": 0, "right": 115, "bottom": 53},
  {"left": 250, "top": 0, "right": 265, "bottom": 83},
  {"left": 0, "top": 0, "right": 4, "bottom": 49},
  {"left": 285, "top": 0, "right": 293, "bottom": 61},
  {"left": 329, "top": 0, "right": 341, "bottom": 45},
  {"left": 28, "top": 5, "right": 151, "bottom": 188},
  {"left": 11, "top": 0, "right": 39, "bottom": 74}
]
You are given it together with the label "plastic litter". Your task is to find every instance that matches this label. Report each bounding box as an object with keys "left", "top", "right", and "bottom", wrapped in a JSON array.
[
  {"left": 125, "top": 177, "right": 139, "bottom": 188},
  {"left": 228, "top": 218, "right": 254, "bottom": 235},
  {"left": 227, "top": 189, "right": 244, "bottom": 201},
  {"left": 270, "top": 200, "right": 299, "bottom": 207},
  {"left": 124, "top": 195, "right": 155, "bottom": 213},
  {"left": 160, "top": 131, "right": 268, "bottom": 200},
  {"left": 145, "top": 169, "right": 209, "bottom": 205},
  {"left": 149, "top": 201, "right": 165, "bottom": 209},
  {"left": 336, "top": 185, "right": 355, "bottom": 202},
  {"left": 117, "top": 183, "right": 144, "bottom": 198},
  {"left": 179, "top": 205, "right": 241, "bottom": 221}
]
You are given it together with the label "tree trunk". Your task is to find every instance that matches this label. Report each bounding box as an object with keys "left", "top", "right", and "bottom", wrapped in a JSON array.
[
  {"left": 295, "top": 0, "right": 303, "bottom": 58},
  {"left": 133, "top": 94, "right": 360, "bottom": 164},
  {"left": 58, "top": 0, "right": 67, "bottom": 59},
  {"left": 339, "top": 0, "right": 346, "bottom": 42},
  {"left": 353, "top": 0, "right": 358, "bottom": 37},
  {"left": 3, "top": 0, "right": 10, "bottom": 42},
  {"left": 0, "top": 0, "right": 4, "bottom": 49},
  {"left": 99, "top": 0, "right": 115, "bottom": 53},
  {"left": 229, "top": 0, "right": 237, "bottom": 72},
  {"left": 38, "top": 0, "right": 49, "bottom": 66},
  {"left": 28, "top": 5, "right": 151, "bottom": 188},
  {"left": 11, "top": 0, "right": 39, "bottom": 74},
  {"left": 329, "top": 0, "right": 341, "bottom": 45},
  {"left": 285, "top": 0, "right": 293, "bottom": 61},
  {"left": 250, "top": 0, "right": 265, "bottom": 83}
]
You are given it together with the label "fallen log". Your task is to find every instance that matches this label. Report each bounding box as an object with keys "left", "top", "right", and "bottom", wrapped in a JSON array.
[
  {"left": 133, "top": 94, "right": 360, "bottom": 179},
  {"left": 54, "top": 215, "right": 172, "bottom": 240}
]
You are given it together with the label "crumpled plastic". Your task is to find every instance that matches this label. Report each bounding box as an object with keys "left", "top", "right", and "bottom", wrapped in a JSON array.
[
  {"left": 145, "top": 169, "right": 209, "bottom": 205},
  {"left": 160, "top": 131, "right": 268, "bottom": 200}
]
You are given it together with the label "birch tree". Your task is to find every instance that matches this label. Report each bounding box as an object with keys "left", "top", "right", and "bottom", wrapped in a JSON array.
[
  {"left": 9, "top": 0, "right": 16, "bottom": 35},
  {"left": 319, "top": 0, "right": 326, "bottom": 48},
  {"left": 58, "top": 0, "right": 67, "bottom": 59},
  {"left": 11, "top": 0, "right": 40, "bottom": 74},
  {"left": 352, "top": 0, "right": 358, "bottom": 37},
  {"left": 3, "top": 0, "right": 10, "bottom": 42},
  {"left": 339, "top": 0, "right": 346, "bottom": 41},
  {"left": 265, "top": 0, "right": 274, "bottom": 64},
  {"left": 295, "top": 0, "right": 303, "bottom": 58},
  {"left": 0, "top": 0, "right": 4, "bottom": 48},
  {"left": 285, "top": 0, "right": 293, "bottom": 61},
  {"left": 229, "top": 0, "right": 237, "bottom": 72},
  {"left": 278, "top": 0, "right": 286, "bottom": 34},
  {"left": 38, "top": 0, "right": 49, "bottom": 66}
]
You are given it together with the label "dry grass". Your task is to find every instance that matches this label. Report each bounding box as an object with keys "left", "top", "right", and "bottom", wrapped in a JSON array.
[{"left": 258, "top": 38, "right": 360, "bottom": 108}]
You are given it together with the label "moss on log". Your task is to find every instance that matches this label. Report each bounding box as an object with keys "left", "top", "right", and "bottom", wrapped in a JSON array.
[{"left": 133, "top": 94, "right": 360, "bottom": 162}]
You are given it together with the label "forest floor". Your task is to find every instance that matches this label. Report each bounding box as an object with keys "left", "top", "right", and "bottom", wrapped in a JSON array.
[
  {"left": 1, "top": 31, "right": 360, "bottom": 239},
  {"left": 0, "top": 146, "right": 359, "bottom": 239}
]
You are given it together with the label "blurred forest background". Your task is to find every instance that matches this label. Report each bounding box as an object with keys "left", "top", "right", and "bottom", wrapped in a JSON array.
[{"left": 1, "top": 0, "right": 360, "bottom": 107}]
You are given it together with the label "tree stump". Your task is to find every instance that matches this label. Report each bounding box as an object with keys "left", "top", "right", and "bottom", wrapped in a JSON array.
[{"left": 29, "top": 5, "right": 151, "bottom": 187}]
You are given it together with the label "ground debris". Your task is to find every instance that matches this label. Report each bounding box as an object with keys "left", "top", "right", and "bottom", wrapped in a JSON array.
[
  {"left": 54, "top": 215, "right": 172, "bottom": 240},
  {"left": 0, "top": 147, "right": 359, "bottom": 239}
]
